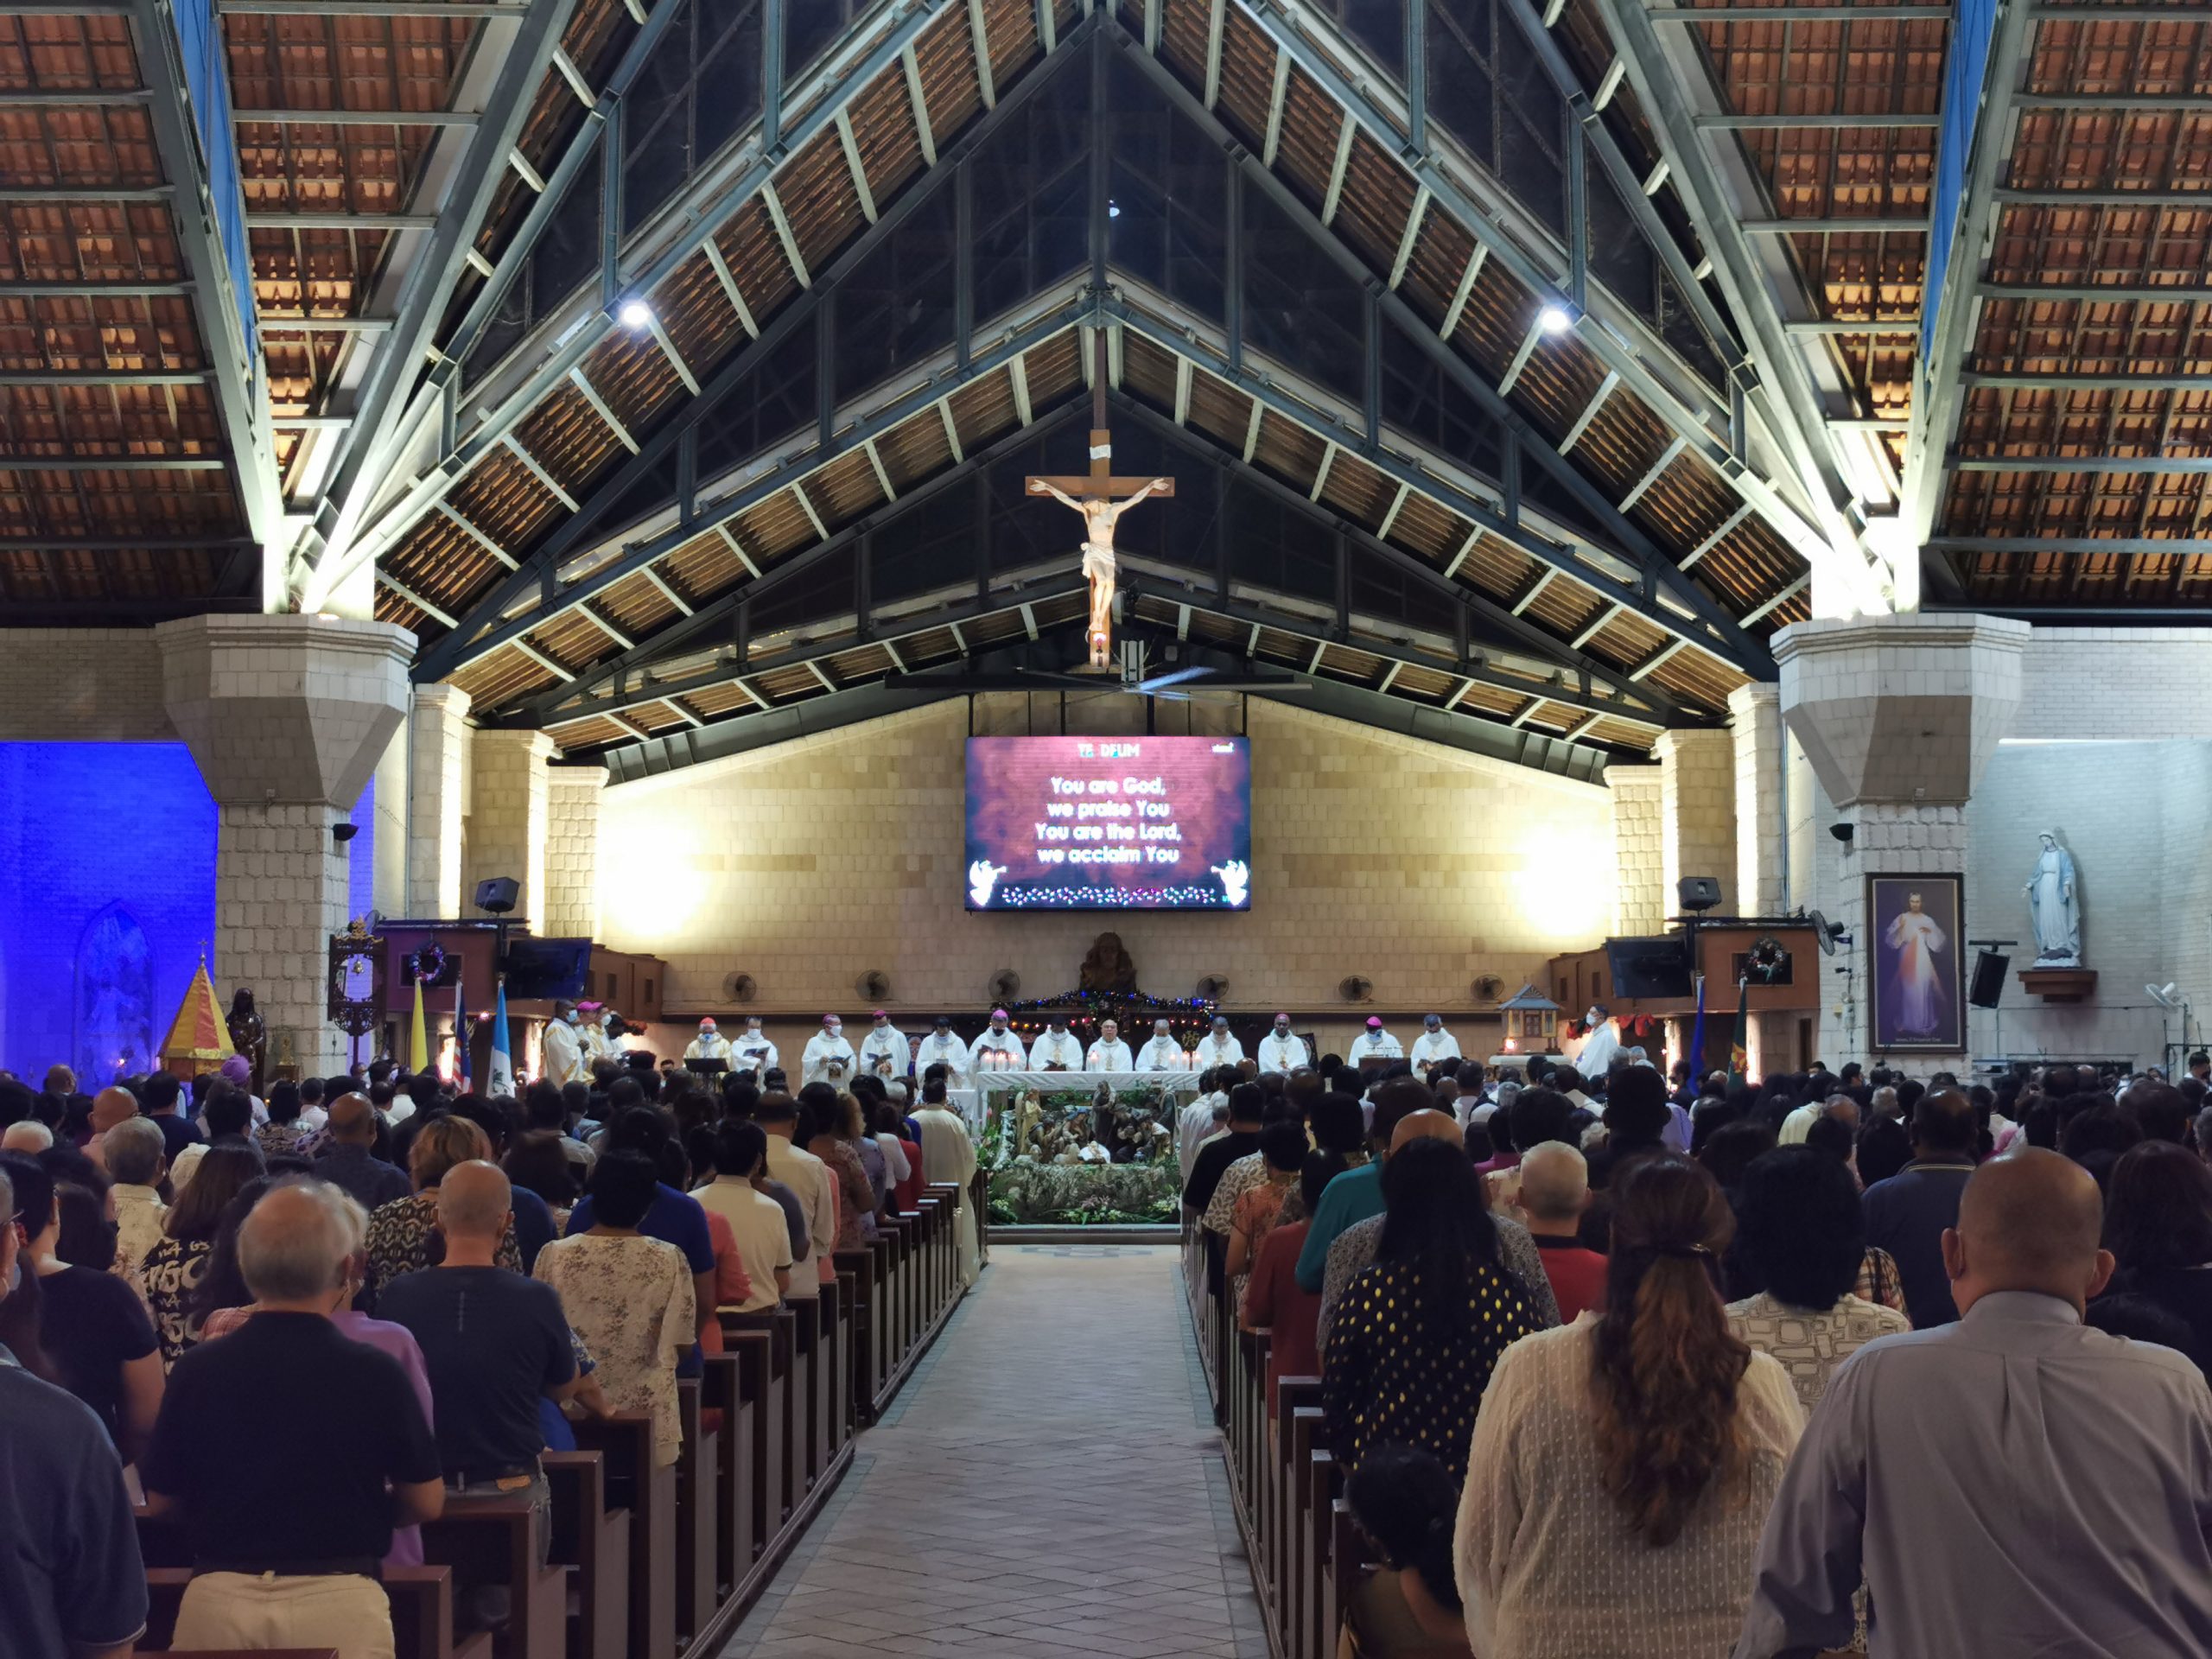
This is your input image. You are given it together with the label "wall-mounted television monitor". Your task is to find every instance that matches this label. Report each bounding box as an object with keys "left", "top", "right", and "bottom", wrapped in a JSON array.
[{"left": 963, "top": 735, "right": 1252, "bottom": 911}]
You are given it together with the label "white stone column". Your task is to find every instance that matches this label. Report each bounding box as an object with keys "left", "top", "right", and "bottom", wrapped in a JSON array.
[
  {"left": 1606, "top": 765, "right": 1665, "bottom": 934},
  {"left": 156, "top": 615, "right": 413, "bottom": 1073},
  {"left": 466, "top": 730, "right": 557, "bottom": 925},
  {"left": 1652, "top": 728, "right": 1738, "bottom": 916},
  {"left": 1777, "top": 613, "right": 2030, "bottom": 1063},
  {"left": 1728, "top": 683, "right": 1786, "bottom": 918},
  {"left": 407, "top": 684, "right": 473, "bottom": 918},
  {"left": 543, "top": 765, "right": 606, "bottom": 941},
  {"left": 370, "top": 721, "right": 409, "bottom": 920}
]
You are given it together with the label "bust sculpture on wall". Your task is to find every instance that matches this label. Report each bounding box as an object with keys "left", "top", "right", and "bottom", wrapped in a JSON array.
[
  {"left": 1078, "top": 931, "right": 1138, "bottom": 995},
  {"left": 2024, "top": 830, "right": 2082, "bottom": 967}
]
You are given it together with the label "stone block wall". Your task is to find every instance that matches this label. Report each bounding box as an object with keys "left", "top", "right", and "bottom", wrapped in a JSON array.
[
  {"left": 214, "top": 801, "right": 354, "bottom": 1073},
  {"left": 1654, "top": 729, "right": 1738, "bottom": 917},
  {"left": 1605, "top": 766, "right": 1665, "bottom": 935},
  {"left": 594, "top": 696, "right": 1614, "bottom": 1028},
  {"left": 0, "top": 629, "right": 174, "bottom": 741},
  {"left": 543, "top": 766, "right": 605, "bottom": 941},
  {"left": 465, "top": 731, "right": 555, "bottom": 926},
  {"left": 407, "top": 686, "right": 473, "bottom": 918}
]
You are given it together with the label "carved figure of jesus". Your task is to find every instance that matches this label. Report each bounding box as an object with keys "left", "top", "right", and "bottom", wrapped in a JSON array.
[{"left": 1027, "top": 477, "right": 1170, "bottom": 666}]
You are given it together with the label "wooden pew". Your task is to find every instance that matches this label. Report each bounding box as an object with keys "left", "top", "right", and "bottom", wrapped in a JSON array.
[
  {"left": 543, "top": 1449, "right": 627, "bottom": 1659},
  {"left": 832, "top": 1246, "right": 880, "bottom": 1422},
  {"left": 419, "top": 1491, "right": 567, "bottom": 1659},
  {"left": 700, "top": 1350, "right": 754, "bottom": 1591},
  {"left": 715, "top": 1317, "right": 788, "bottom": 1566},
  {"left": 673, "top": 1379, "right": 721, "bottom": 1644},
  {"left": 1274, "top": 1376, "right": 1324, "bottom": 1656},
  {"left": 570, "top": 1412, "right": 675, "bottom": 1659}
]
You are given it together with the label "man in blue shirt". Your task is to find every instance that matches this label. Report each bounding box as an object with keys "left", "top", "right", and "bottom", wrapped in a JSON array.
[
  {"left": 0, "top": 1162, "right": 148, "bottom": 1659},
  {"left": 1859, "top": 1090, "right": 1981, "bottom": 1327}
]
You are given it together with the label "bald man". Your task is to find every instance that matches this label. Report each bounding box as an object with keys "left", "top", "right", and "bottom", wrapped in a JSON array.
[
  {"left": 310, "top": 1093, "right": 410, "bottom": 1211},
  {"left": 1736, "top": 1150, "right": 2212, "bottom": 1659},
  {"left": 1313, "top": 1108, "right": 1561, "bottom": 1348},
  {"left": 84, "top": 1084, "right": 140, "bottom": 1172},
  {"left": 379, "top": 1162, "right": 580, "bottom": 1564}
]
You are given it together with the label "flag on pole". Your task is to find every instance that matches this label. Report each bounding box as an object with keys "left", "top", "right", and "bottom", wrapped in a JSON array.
[
  {"left": 408, "top": 977, "right": 429, "bottom": 1074},
  {"left": 452, "top": 974, "right": 471, "bottom": 1090},
  {"left": 1727, "top": 976, "right": 1751, "bottom": 1086},
  {"left": 490, "top": 980, "right": 514, "bottom": 1096},
  {"left": 1686, "top": 973, "right": 1707, "bottom": 1085}
]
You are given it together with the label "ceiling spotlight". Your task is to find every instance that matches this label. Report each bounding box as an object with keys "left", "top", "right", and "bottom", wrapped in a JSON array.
[
  {"left": 619, "top": 299, "right": 653, "bottom": 329},
  {"left": 1538, "top": 304, "right": 1574, "bottom": 334}
]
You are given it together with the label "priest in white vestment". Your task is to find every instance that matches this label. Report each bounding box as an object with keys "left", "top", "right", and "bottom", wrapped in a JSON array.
[
  {"left": 913, "top": 1086, "right": 980, "bottom": 1285},
  {"left": 1255, "top": 1014, "right": 1308, "bottom": 1075},
  {"left": 577, "top": 1003, "right": 613, "bottom": 1068},
  {"left": 859, "top": 1011, "right": 911, "bottom": 1079},
  {"left": 802, "top": 1015, "right": 858, "bottom": 1086},
  {"left": 1085, "top": 1019, "right": 1134, "bottom": 1071},
  {"left": 969, "top": 1010, "right": 1028, "bottom": 1071},
  {"left": 731, "top": 1015, "right": 777, "bottom": 1076},
  {"left": 1573, "top": 1003, "right": 1623, "bottom": 1078},
  {"left": 1196, "top": 1015, "right": 1244, "bottom": 1071},
  {"left": 540, "top": 1001, "right": 586, "bottom": 1087},
  {"left": 1135, "top": 1018, "right": 1187, "bottom": 1071},
  {"left": 913, "top": 1016, "right": 971, "bottom": 1084},
  {"left": 1409, "top": 1014, "right": 1461, "bottom": 1074},
  {"left": 684, "top": 1017, "right": 734, "bottom": 1068},
  {"left": 1029, "top": 1019, "right": 1083, "bottom": 1071},
  {"left": 1347, "top": 1016, "right": 1403, "bottom": 1067}
]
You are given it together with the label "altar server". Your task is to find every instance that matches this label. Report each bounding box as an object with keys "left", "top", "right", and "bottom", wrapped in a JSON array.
[
  {"left": 1135, "top": 1018, "right": 1187, "bottom": 1071},
  {"left": 803, "top": 1014, "right": 858, "bottom": 1086},
  {"left": 1086, "top": 1018, "right": 1135, "bottom": 1071},
  {"left": 684, "top": 1017, "right": 734, "bottom": 1068},
  {"left": 1347, "top": 1015, "right": 1402, "bottom": 1065},
  {"left": 1029, "top": 1018, "right": 1084, "bottom": 1071},
  {"left": 732, "top": 1014, "right": 777, "bottom": 1075},
  {"left": 1409, "top": 1014, "right": 1461, "bottom": 1073},
  {"left": 914, "top": 1016, "right": 971, "bottom": 1084},
  {"left": 969, "top": 1009, "right": 1028, "bottom": 1071},
  {"left": 913, "top": 1082, "right": 979, "bottom": 1286},
  {"left": 1255, "top": 1014, "right": 1309, "bottom": 1075},
  {"left": 1197, "top": 1014, "right": 1244, "bottom": 1071},
  {"left": 859, "top": 1011, "right": 911, "bottom": 1078}
]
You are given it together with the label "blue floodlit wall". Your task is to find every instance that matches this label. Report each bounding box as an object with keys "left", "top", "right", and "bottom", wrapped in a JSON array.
[{"left": 0, "top": 745, "right": 376, "bottom": 1083}]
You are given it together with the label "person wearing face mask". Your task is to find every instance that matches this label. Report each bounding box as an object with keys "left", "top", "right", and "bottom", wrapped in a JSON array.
[
  {"left": 685, "top": 1017, "right": 735, "bottom": 1069},
  {"left": 541, "top": 1000, "right": 586, "bottom": 1088},
  {"left": 0, "top": 1161, "right": 150, "bottom": 1659},
  {"left": 914, "top": 1016, "right": 971, "bottom": 1085},
  {"left": 859, "top": 1012, "right": 912, "bottom": 1080},
  {"left": 1198, "top": 1014, "right": 1244, "bottom": 1070},
  {"left": 1348, "top": 1015, "right": 1404, "bottom": 1069},
  {"left": 802, "top": 1015, "right": 857, "bottom": 1087},
  {"left": 575, "top": 1003, "right": 613, "bottom": 1066},
  {"left": 1030, "top": 1018, "right": 1084, "bottom": 1071},
  {"left": 1136, "top": 1018, "right": 1187, "bottom": 1071},
  {"left": 732, "top": 1015, "right": 777, "bottom": 1076},
  {"left": 969, "top": 1009, "right": 1029, "bottom": 1071},
  {"left": 1257, "top": 1014, "right": 1308, "bottom": 1076},
  {"left": 1410, "top": 1014, "right": 1461, "bottom": 1076}
]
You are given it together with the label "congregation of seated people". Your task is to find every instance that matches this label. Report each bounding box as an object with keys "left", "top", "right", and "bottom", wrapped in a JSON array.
[
  {"left": 1182, "top": 1046, "right": 2212, "bottom": 1659},
  {"left": 0, "top": 1050, "right": 976, "bottom": 1659}
]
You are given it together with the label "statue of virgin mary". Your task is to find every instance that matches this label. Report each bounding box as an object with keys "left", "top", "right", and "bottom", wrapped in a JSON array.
[{"left": 2024, "top": 831, "right": 2082, "bottom": 966}]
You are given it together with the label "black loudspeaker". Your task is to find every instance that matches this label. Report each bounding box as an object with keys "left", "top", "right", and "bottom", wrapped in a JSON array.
[
  {"left": 1606, "top": 937, "right": 1694, "bottom": 1000},
  {"left": 1677, "top": 875, "right": 1724, "bottom": 913},
  {"left": 1968, "top": 950, "right": 2009, "bottom": 1009},
  {"left": 474, "top": 875, "right": 520, "bottom": 914}
]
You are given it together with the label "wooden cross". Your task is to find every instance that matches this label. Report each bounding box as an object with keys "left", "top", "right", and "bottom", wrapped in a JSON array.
[{"left": 1025, "top": 333, "right": 1173, "bottom": 667}]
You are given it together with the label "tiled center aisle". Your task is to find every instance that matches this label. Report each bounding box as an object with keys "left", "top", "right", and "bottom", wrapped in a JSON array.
[{"left": 716, "top": 1245, "right": 1268, "bottom": 1659}]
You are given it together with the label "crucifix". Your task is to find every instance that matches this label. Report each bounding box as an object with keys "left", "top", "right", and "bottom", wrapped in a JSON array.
[{"left": 1026, "top": 333, "right": 1173, "bottom": 668}]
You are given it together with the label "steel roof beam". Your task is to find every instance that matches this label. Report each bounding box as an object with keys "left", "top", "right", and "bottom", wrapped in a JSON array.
[
  {"left": 331, "top": 0, "right": 1019, "bottom": 596},
  {"left": 232, "top": 107, "right": 481, "bottom": 125},
  {"left": 410, "top": 22, "right": 1093, "bottom": 681},
  {"left": 1694, "top": 112, "right": 1939, "bottom": 130},
  {"left": 1953, "top": 456, "right": 2212, "bottom": 474},
  {"left": 123, "top": 0, "right": 289, "bottom": 592},
  {"left": 1647, "top": 3, "right": 1946, "bottom": 15},
  {"left": 1115, "top": 34, "right": 1770, "bottom": 681}
]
